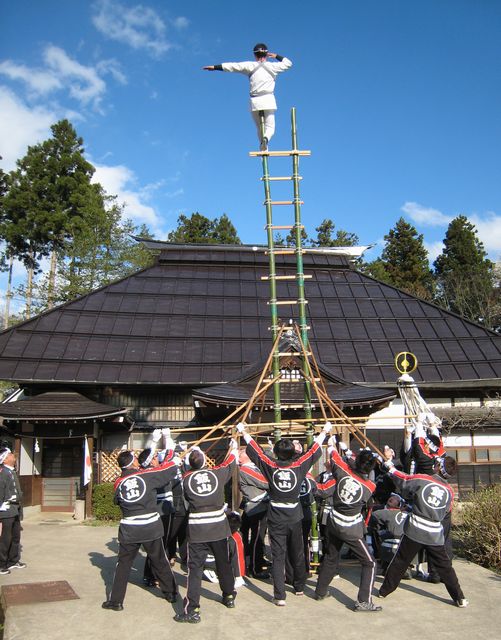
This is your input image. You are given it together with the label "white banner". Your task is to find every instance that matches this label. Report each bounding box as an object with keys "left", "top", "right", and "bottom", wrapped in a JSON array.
[{"left": 84, "top": 437, "right": 92, "bottom": 486}]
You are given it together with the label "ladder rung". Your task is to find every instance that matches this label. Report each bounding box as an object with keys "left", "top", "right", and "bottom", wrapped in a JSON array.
[
  {"left": 260, "top": 274, "right": 313, "bottom": 280},
  {"left": 279, "top": 378, "right": 321, "bottom": 383},
  {"left": 280, "top": 404, "right": 308, "bottom": 409},
  {"left": 272, "top": 300, "right": 308, "bottom": 306},
  {"left": 266, "top": 200, "right": 304, "bottom": 206},
  {"left": 261, "top": 176, "right": 303, "bottom": 181},
  {"left": 266, "top": 225, "right": 299, "bottom": 230},
  {"left": 277, "top": 352, "right": 312, "bottom": 356},
  {"left": 268, "top": 249, "right": 301, "bottom": 255},
  {"left": 249, "top": 150, "right": 311, "bottom": 157}
]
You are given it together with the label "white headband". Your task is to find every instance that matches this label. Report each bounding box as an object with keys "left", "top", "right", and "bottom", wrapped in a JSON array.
[
  {"left": 121, "top": 451, "right": 135, "bottom": 468},
  {"left": 0, "top": 448, "right": 12, "bottom": 465}
]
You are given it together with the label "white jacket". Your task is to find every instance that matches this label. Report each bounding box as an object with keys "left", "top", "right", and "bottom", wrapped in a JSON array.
[{"left": 221, "top": 57, "right": 292, "bottom": 111}]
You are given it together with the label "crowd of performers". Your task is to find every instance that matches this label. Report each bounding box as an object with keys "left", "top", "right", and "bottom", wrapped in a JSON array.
[{"left": 102, "top": 416, "right": 468, "bottom": 623}]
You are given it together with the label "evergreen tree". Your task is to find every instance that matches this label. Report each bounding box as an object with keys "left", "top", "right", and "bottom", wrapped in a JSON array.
[
  {"left": 212, "top": 213, "right": 241, "bottom": 244},
  {"left": 365, "top": 217, "right": 434, "bottom": 299},
  {"left": 3, "top": 119, "right": 98, "bottom": 311},
  {"left": 434, "top": 215, "right": 496, "bottom": 326},
  {"left": 311, "top": 219, "right": 359, "bottom": 247},
  {"left": 167, "top": 212, "right": 240, "bottom": 244}
]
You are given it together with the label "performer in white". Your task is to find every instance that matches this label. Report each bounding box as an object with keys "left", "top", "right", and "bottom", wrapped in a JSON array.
[{"left": 203, "top": 43, "right": 292, "bottom": 150}]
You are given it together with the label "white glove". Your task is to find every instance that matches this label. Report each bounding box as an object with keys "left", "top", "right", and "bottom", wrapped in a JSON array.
[
  {"left": 164, "top": 437, "right": 175, "bottom": 451},
  {"left": 236, "top": 422, "right": 246, "bottom": 433},
  {"left": 0, "top": 502, "right": 8, "bottom": 511},
  {"left": 382, "top": 459, "right": 395, "bottom": 471},
  {"left": 229, "top": 437, "right": 238, "bottom": 452},
  {"left": 339, "top": 441, "right": 348, "bottom": 451},
  {"left": 161, "top": 427, "right": 171, "bottom": 438},
  {"left": 173, "top": 456, "right": 182, "bottom": 466},
  {"left": 327, "top": 436, "right": 336, "bottom": 449},
  {"left": 152, "top": 428, "right": 162, "bottom": 443},
  {"left": 322, "top": 421, "right": 332, "bottom": 433},
  {"left": 178, "top": 440, "right": 188, "bottom": 452}
]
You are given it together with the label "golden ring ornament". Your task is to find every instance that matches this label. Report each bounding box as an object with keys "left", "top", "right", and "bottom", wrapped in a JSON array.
[{"left": 394, "top": 351, "right": 418, "bottom": 374}]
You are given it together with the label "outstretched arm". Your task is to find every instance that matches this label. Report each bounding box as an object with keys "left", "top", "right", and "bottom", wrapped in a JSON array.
[{"left": 203, "top": 65, "right": 223, "bottom": 71}]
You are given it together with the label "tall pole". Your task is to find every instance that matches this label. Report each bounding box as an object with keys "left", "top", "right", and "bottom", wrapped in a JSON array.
[
  {"left": 260, "top": 112, "right": 282, "bottom": 428},
  {"left": 291, "top": 108, "right": 311, "bottom": 421}
]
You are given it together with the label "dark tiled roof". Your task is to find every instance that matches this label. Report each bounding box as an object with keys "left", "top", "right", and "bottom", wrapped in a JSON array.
[
  {"left": 0, "top": 391, "right": 127, "bottom": 421},
  {"left": 0, "top": 245, "right": 499, "bottom": 387}
]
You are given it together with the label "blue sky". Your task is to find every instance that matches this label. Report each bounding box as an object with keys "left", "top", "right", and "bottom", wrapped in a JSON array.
[{"left": 1, "top": 0, "right": 500, "bottom": 304}]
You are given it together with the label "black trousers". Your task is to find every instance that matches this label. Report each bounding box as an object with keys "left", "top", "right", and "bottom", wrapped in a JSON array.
[
  {"left": 285, "top": 517, "right": 311, "bottom": 583},
  {"left": 0, "top": 516, "right": 21, "bottom": 570},
  {"left": 184, "top": 538, "right": 235, "bottom": 614},
  {"left": 144, "top": 514, "right": 170, "bottom": 581},
  {"left": 269, "top": 520, "right": 306, "bottom": 600},
  {"left": 109, "top": 537, "right": 176, "bottom": 604},
  {"left": 167, "top": 512, "right": 188, "bottom": 564},
  {"left": 427, "top": 514, "right": 453, "bottom": 576},
  {"left": 316, "top": 530, "right": 376, "bottom": 603},
  {"left": 380, "top": 535, "right": 464, "bottom": 601},
  {"left": 241, "top": 509, "right": 267, "bottom": 574}
]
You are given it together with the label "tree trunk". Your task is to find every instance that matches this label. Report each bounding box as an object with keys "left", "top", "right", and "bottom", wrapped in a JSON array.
[
  {"left": 47, "top": 248, "right": 58, "bottom": 309},
  {"left": 3, "top": 255, "right": 13, "bottom": 330},
  {"left": 26, "top": 249, "right": 34, "bottom": 319}
]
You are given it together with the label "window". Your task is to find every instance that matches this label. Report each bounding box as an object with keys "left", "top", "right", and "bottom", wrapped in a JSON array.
[
  {"left": 475, "top": 449, "right": 489, "bottom": 462},
  {"left": 457, "top": 449, "right": 472, "bottom": 463},
  {"left": 488, "top": 449, "right": 501, "bottom": 461}
]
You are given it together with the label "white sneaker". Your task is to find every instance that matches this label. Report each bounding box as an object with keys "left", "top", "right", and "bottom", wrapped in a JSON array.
[
  {"left": 456, "top": 598, "right": 469, "bottom": 608},
  {"left": 272, "top": 598, "right": 286, "bottom": 606},
  {"left": 203, "top": 569, "right": 218, "bottom": 583},
  {"left": 234, "top": 576, "right": 245, "bottom": 589}
]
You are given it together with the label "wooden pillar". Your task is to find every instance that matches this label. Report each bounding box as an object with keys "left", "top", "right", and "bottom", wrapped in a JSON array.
[{"left": 84, "top": 437, "right": 94, "bottom": 519}]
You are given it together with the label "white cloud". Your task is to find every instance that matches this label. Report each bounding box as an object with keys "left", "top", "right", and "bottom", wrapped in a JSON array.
[
  {"left": 424, "top": 240, "right": 444, "bottom": 264},
  {"left": 44, "top": 45, "right": 106, "bottom": 109},
  {"left": 0, "top": 87, "right": 55, "bottom": 170},
  {"left": 402, "top": 200, "right": 501, "bottom": 262},
  {"left": 401, "top": 201, "right": 452, "bottom": 226},
  {"left": 470, "top": 211, "right": 501, "bottom": 260},
  {"left": 0, "top": 60, "right": 62, "bottom": 95},
  {"left": 92, "top": 0, "right": 173, "bottom": 57},
  {"left": 0, "top": 45, "right": 125, "bottom": 113},
  {"left": 173, "top": 17, "right": 189, "bottom": 30},
  {"left": 92, "top": 163, "right": 167, "bottom": 237}
]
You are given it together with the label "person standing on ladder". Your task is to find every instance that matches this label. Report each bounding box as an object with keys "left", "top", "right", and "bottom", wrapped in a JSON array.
[{"left": 203, "top": 43, "right": 292, "bottom": 151}]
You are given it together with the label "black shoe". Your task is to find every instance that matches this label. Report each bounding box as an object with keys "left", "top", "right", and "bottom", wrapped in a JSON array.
[
  {"left": 143, "top": 577, "right": 156, "bottom": 587},
  {"left": 0, "top": 568, "right": 10, "bottom": 575},
  {"left": 427, "top": 574, "right": 441, "bottom": 584},
  {"left": 314, "top": 592, "right": 330, "bottom": 601},
  {"left": 165, "top": 592, "right": 178, "bottom": 603},
  {"left": 174, "top": 612, "right": 201, "bottom": 624},
  {"left": 403, "top": 569, "right": 413, "bottom": 580},
  {"left": 222, "top": 594, "right": 236, "bottom": 608},
  {"left": 353, "top": 600, "right": 382, "bottom": 612},
  {"left": 102, "top": 601, "right": 124, "bottom": 611},
  {"left": 8, "top": 562, "right": 26, "bottom": 570}
]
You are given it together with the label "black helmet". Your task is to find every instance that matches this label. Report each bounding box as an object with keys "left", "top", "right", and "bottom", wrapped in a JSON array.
[{"left": 253, "top": 43, "right": 268, "bottom": 56}]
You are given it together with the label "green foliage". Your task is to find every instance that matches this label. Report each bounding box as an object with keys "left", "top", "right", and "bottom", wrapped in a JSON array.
[
  {"left": 365, "top": 217, "right": 434, "bottom": 299},
  {"left": 167, "top": 212, "right": 241, "bottom": 244},
  {"left": 455, "top": 484, "right": 501, "bottom": 572},
  {"left": 434, "top": 215, "right": 496, "bottom": 327},
  {"left": 311, "top": 219, "right": 359, "bottom": 248},
  {"left": 92, "top": 483, "right": 121, "bottom": 521}
]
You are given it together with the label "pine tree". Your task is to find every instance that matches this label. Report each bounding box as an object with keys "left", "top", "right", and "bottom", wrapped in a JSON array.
[
  {"left": 167, "top": 212, "right": 240, "bottom": 244},
  {"left": 3, "top": 119, "right": 97, "bottom": 313},
  {"left": 211, "top": 214, "right": 241, "bottom": 244},
  {"left": 366, "top": 217, "right": 434, "bottom": 299},
  {"left": 434, "top": 215, "right": 496, "bottom": 326},
  {"left": 311, "top": 219, "right": 359, "bottom": 247}
]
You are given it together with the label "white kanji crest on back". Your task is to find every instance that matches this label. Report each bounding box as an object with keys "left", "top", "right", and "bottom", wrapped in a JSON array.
[
  {"left": 188, "top": 470, "right": 218, "bottom": 497},
  {"left": 119, "top": 475, "right": 147, "bottom": 503},
  {"left": 272, "top": 468, "right": 297, "bottom": 492},
  {"left": 337, "top": 475, "right": 363, "bottom": 505}
]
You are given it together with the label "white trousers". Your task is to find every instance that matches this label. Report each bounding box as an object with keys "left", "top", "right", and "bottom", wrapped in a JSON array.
[{"left": 251, "top": 109, "right": 276, "bottom": 142}]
